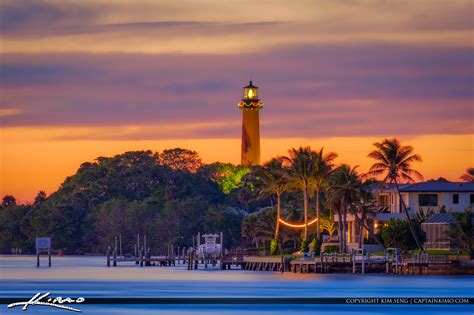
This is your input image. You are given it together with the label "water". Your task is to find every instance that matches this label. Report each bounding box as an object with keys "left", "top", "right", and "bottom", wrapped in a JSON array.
[{"left": 1, "top": 255, "right": 473, "bottom": 314}]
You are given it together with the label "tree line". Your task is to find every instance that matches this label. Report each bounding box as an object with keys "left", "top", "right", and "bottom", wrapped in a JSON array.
[
  {"left": 0, "top": 149, "right": 252, "bottom": 254},
  {"left": 1, "top": 141, "right": 472, "bottom": 255},
  {"left": 241, "top": 138, "right": 473, "bottom": 255}
]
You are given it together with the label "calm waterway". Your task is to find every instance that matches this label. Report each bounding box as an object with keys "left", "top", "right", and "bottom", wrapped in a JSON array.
[{"left": 1, "top": 255, "right": 473, "bottom": 314}]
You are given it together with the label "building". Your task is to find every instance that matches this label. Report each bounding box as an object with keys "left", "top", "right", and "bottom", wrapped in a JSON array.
[
  {"left": 332, "top": 181, "right": 474, "bottom": 252},
  {"left": 374, "top": 181, "right": 474, "bottom": 214},
  {"left": 421, "top": 213, "right": 458, "bottom": 250},
  {"left": 238, "top": 81, "right": 264, "bottom": 166}
]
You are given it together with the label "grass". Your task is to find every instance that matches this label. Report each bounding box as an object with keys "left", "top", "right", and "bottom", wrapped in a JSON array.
[
  {"left": 361, "top": 249, "right": 469, "bottom": 256},
  {"left": 408, "top": 249, "right": 468, "bottom": 255},
  {"left": 261, "top": 254, "right": 297, "bottom": 259},
  {"left": 261, "top": 250, "right": 469, "bottom": 257},
  {"left": 372, "top": 249, "right": 468, "bottom": 255}
]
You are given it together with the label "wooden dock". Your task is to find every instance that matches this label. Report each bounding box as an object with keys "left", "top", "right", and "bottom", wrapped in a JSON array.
[
  {"left": 236, "top": 252, "right": 462, "bottom": 275},
  {"left": 290, "top": 258, "right": 319, "bottom": 273},
  {"left": 219, "top": 249, "right": 258, "bottom": 270},
  {"left": 107, "top": 255, "right": 179, "bottom": 267},
  {"left": 398, "top": 253, "right": 450, "bottom": 275},
  {"left": 103, "top": 239, "right": 471, "bottom": 275},
  {"left": 242, "top": 256, "right": 291, "bottom": 272}
]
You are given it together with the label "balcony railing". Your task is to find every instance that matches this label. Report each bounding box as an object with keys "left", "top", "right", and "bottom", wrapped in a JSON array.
[
  {"left": 377, "top": 204, "right": 418, "bottom": 214},
  {"left": 377, "top": 204, "right": 401, "bottom": 213}
]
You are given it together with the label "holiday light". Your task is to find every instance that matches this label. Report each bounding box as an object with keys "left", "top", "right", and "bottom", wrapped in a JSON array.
[{"left": 278, "top": 217, "right": 318, "bottom": 228}]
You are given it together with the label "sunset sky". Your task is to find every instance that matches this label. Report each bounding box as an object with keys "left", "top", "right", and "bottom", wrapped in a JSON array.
[{"left": 1, "top": 0, "right": 473, "bottom": 202}]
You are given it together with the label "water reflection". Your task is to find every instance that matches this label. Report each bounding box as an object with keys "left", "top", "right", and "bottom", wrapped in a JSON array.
[{"left": 1, "top": 256, "right": 473, "bottom": 314}]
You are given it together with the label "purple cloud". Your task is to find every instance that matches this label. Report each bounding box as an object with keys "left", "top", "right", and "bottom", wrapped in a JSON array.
[{"left": 1, "top": 42, "right": 473, "bottom": 138}]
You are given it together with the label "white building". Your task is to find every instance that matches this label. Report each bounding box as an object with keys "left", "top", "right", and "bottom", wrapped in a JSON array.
[
  {"left": 375, "top": 181, "right": 474, "bottom": 214},
  {"left": 331, "top": 181, "right": 474, "bottom": 252}
]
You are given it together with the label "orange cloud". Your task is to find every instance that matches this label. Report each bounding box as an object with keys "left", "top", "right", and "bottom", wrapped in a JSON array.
[
  {"left": 1, "top": 0, "right": 473, "bottom": 203},
  {"left": 0, "top": 108, "right": 24, "bottom": 117},
  {"left": 1, "top": 125, "right": 472, "bottom": 202}
]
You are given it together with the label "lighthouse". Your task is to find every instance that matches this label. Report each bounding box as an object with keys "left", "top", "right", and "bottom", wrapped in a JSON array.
[{"left": 238, "top": 81, "right": 264, "bottom": 166}]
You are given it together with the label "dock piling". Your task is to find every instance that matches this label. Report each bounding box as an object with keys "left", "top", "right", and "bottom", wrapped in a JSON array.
[
  {"left": 361, "top": 252, "right": 365, "bottom": 274},
  {"left": 119, "top": 234, "right": 122, "bottom": 257},
  {"left": 113, "top": 246, "right": 117, "bottom": 266}
]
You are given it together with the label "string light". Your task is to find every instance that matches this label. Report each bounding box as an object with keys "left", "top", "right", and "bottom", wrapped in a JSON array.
[{"left": 278, "top": 217, "right": 318, "bottom": 228}]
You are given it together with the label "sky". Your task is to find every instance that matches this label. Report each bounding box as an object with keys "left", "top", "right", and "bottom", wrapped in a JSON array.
[{"left": 1, "top": 0, "right": 473, "bottom": 202}]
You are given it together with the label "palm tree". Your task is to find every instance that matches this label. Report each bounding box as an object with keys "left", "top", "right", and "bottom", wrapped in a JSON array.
[
  {"left": 366, "top": 138, "right": 424, "bottom": 251},
  {"left": 34, "top": 191, "right": 47, "bottom": 204},
  {"left": 254, "top": 158, "right": 287, "bottom": 239},
  {"left": 348, "top": 204, "right": 385, "bottom": 250},
  {"left": 311, "top": 148, "right": 338, "bottom": 240},
  {"left": 241, "top": 214, "right": 260, "bottom": 248},
  {"left": 460, "top": 167, "right": 474, "bottom": 182},
  {"left": 327, "top": 164, "right": 361, "bottom": 253},
  {"left": 283, "top": 147, "right": 315, "bottom": 241},
  {"left": 242, "top": 206, "right": 300, "bottom": 257},
  {"left": 352, "top": 186, "right": 383, "bottom": 249},
  {"left": 242, "top": 208, "right": 276, "bottom": 249},
  {"left": 253, "top": 208, "right": 278, "bottom": 245}
]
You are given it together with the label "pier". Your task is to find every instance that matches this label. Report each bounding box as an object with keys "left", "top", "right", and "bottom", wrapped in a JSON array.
[
  {"left": 102, "top": 233, "right": 472, "bottom": 275},
  {"left": 235, "top": 249, "right": 471, "bottom": 275},
  {"left": 106, "top": 246, "right": 180, "bottom": 267},
  {"left": 242, "top": 256, "right": 291, "bottom": 272},
  {"left": 106, "top": 234, "right": 182, "bottom": 267}
]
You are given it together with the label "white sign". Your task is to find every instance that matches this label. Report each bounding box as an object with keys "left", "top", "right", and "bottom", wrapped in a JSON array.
[{"left": 35, "top": 237, "right": 51, "bottom": 250}]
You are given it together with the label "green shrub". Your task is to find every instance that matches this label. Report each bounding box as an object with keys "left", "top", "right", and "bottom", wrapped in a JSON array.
[
  {"left": 300, "top": 240, "right": 308, "bottom": 253},
  {"left": 270, "top": 239, "right": 278, "bottom": 255},
  {"left": 310, "top": 238, "right": 322, "bottom": 255},
  {"left": 323, "top": 245, "right": 339, "bottom": 253},
  {"left": 380, "top": 219, "right": 425, "bottom": 251}
]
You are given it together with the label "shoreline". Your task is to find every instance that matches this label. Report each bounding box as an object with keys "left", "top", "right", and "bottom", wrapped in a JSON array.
[{"left": 1, "top": 254, "right": 473, "bottom": 277}]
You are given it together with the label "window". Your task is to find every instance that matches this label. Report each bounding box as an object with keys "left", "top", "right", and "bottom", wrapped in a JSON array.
[
  {"left": 471, "top": 194, "right": 474, "bottom": 205},
  {"left": 419, "top": 194, "right": 438, "bottom": 207},
  {"left": 379, "top": 195, "right": 389, "bottom": 206},
  {"left": 453, "top": 194, "right": 459, "bottom": 204}
]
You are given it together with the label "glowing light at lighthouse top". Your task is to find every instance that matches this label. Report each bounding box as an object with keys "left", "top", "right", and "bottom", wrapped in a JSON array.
[{"left": 238, "top": 80, "right": 264, "bottom": 111}]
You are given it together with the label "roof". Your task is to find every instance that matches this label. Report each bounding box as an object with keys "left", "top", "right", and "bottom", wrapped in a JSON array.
[
  {"left": 375, "top": 213, "right": 406, "bottom": 221},
  {"left": 371, "top": 183, "right": 409, "bottom": 193},
  {"left": 243, "top": 80, "right": 258, "bottom": 88},
  {"left": 372, "top": 181, "right": 474, "bottom": 193},
  {"left": 424, "top": 213, "right": 457, "bottom": 224},
  {"left": 402, "top": 181, "right": 474, "bottom": 192}
]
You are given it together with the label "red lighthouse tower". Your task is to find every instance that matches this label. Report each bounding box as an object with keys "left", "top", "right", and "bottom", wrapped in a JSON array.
[{"left": 238, "top": 81, "right": 264, "bottom": 166}]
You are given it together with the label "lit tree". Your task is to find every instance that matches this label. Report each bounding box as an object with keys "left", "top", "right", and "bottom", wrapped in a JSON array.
[
  {"left": 198, "top": 162, "right": 249, "bottom": 194},
  {"left": 319, "top": 215, "right": 336, "bottom": 237}
]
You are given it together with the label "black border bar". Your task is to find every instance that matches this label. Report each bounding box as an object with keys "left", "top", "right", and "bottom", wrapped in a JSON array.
[{"left": 2, "top": 297, "right": 473, "bottom": 305}]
